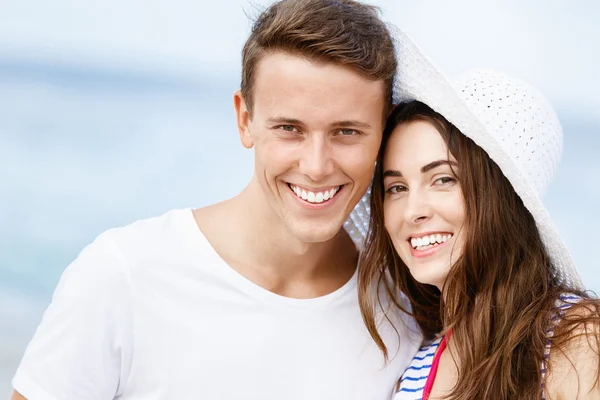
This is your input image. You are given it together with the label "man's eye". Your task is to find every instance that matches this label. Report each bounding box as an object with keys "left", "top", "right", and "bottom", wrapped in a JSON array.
[
  {"left": 338, "top": 129, "right": 357, "bottom": 136},
  {"left": 280, "top": 125, "right": 296, "bottom": 132}
]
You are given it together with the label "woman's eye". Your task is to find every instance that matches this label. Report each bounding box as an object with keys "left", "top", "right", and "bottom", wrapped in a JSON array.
[
  {"left": 435, "top": 176, "right": 456, "bottom": 185},
  {"left": 386, "top": 185, "right": 406, "bottom": 194}
]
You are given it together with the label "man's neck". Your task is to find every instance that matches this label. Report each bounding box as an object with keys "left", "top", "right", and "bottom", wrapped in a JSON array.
[{"left": 194, "top": 184, "right": 358, "bottom": 299}]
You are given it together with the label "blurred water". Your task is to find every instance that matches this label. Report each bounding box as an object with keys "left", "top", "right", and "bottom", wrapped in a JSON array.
[
  {"left": 0, "top": 59, "right": 254, "bottom": 394},
  {"left": 0, "top": 59, "right": 598, "bottom": 395}
]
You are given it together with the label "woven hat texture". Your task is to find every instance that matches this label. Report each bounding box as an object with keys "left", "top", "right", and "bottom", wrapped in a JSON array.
[{"left": 345, "top": 27, "right": 583, "bottom": 290}]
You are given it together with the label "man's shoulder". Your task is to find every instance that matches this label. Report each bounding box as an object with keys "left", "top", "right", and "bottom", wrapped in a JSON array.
[
  {"left": 90, "top": 208, "right": 197, "bottom": 265},
  {"left": 103, "top": 208, "right": 192, "bottom": 244}
]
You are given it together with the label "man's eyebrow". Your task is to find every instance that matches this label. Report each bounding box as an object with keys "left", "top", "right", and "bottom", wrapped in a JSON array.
[
  {"left": 265, "top": 118, "right": 372, "bottom": 129},
  {"left": 266, "top": 117, "right": 304, "bottom": 125},
  {"left": 382, "top": 160, "right": 458, "bottom": 179},
  {"left": 331, "top": 120, "right": 372, "bottom": 129}
]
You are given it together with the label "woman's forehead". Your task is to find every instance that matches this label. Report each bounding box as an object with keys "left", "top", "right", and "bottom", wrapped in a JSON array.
[{"left": 383, "top": 120, "right": 456, "bottom": 170}]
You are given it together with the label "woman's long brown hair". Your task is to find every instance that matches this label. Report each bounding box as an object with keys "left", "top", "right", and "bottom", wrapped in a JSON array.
[{"left": 359, "top": 101, "right": 600, "bottom": 399}]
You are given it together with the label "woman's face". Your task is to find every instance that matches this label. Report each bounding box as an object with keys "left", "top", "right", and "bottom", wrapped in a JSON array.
[{"left": 382, "top": 120, "right": 466, "bottom": 291}]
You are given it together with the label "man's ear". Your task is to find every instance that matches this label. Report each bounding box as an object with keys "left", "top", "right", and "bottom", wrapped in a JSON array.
[{"left": 234, "top": 90, "right": 253, "bottom": 149}]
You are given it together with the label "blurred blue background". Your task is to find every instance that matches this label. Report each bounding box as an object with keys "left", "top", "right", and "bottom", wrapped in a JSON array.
[{"left": 1, "top": 0, "right": 599, "bottom": 394}]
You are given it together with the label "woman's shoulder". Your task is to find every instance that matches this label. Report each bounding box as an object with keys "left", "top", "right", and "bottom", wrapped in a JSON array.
[{"left": 546, "top": 293, "right": 600, "bottom": 398}]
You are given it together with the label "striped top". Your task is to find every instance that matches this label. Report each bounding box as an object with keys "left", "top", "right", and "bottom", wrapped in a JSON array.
[
  {"left": 393, "top": 294, "right": 580, "bottom": 400},
  {"left": 394, "top": 336, "right": 443, "bottom": 399}
]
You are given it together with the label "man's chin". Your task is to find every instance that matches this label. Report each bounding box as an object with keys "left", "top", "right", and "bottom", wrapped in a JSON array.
[{"left": 288, "top": 222, "right": 344, "bottom": 244}]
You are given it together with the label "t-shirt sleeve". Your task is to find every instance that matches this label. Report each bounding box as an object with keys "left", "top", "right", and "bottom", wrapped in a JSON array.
[{"left": 12, "top": 232, "right": 133, "bottom": 400}]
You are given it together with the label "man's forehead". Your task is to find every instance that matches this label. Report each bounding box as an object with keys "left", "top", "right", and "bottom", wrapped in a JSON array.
[
  {"left": 248, "top": 51, "right": 388, "bottom": 123},
  {"left": 253, "top": 51, "right": 386, "bottom": 93}
]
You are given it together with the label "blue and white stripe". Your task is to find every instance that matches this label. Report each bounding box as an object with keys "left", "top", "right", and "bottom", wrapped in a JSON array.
[{"left": 393, "top": 336, "right": 443, "bottom": 400}]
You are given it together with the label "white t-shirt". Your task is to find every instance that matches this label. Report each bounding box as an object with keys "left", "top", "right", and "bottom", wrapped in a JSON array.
[{"left": 13, "top": 209, "right": 421, "bottom": 400}]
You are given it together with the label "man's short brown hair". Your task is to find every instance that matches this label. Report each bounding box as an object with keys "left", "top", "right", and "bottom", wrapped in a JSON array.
[{"left": 241, "top": 0, "right": 396, "bottom": 116}]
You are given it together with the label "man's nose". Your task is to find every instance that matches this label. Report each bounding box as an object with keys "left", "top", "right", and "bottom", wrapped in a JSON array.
[{"left": 299, "top": 135, "right": 334, "bottom": 182}]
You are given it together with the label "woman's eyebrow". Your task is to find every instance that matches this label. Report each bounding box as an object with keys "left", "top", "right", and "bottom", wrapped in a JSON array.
[
  {"left": 383, "top": 160, "right": 458, "bottom": 179},
  {"left": 383, "top": 169, "right": 402, "bottom": 178},
  {"left": 421, "top": 160, "right": 458, "bottom": 173}
]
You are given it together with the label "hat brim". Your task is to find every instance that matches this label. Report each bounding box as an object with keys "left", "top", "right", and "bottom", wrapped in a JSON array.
[{"left": 346, "top": 27, "right": 583, "bottom": 290}]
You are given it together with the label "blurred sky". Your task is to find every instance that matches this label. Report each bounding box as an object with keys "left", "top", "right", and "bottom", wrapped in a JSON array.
[
  {"left": 1, "top": 0, "right": 599, "bottom": 113},
  {"left": 0, "top": 0, "right": 599, "bottom": 394}
]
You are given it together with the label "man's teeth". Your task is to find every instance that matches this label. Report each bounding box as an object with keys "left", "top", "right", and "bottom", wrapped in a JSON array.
[
  {"left": 410, "top": 234, "right": 453, "bottom": 250},
  {"left": 290, "top": 185, "right": 340, "bottom": 204}
]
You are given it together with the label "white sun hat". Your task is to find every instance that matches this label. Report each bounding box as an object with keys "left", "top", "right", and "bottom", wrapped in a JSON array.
[{"left": 345, "top": 27, "right": 584, "bottom": 290}]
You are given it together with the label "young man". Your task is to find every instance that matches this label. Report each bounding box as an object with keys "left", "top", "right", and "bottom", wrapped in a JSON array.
[{"left": 11, "top": 1, "right": 420, "bottom": 399}]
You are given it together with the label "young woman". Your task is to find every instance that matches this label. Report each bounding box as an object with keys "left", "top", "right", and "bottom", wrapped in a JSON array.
[{"left": 356, "top": 30, "right": 600, "bottom": 400}]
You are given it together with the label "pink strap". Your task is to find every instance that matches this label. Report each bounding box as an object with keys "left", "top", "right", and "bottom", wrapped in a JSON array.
[{"left": 422, "top": 333, "right": 449, "bottom": 400}]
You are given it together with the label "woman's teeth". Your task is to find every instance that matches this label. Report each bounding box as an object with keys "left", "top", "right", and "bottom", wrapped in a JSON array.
[
  {"left": 411, "top": 233, "right": 453, "bottom": 251},
  {"left": 289, "top": 184, "right": 340, "bottom": 204}
]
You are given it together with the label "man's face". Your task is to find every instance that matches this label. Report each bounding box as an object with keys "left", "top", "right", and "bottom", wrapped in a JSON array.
[{"left": 235, "top": 51, "right": 386, "bottom": 244}]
